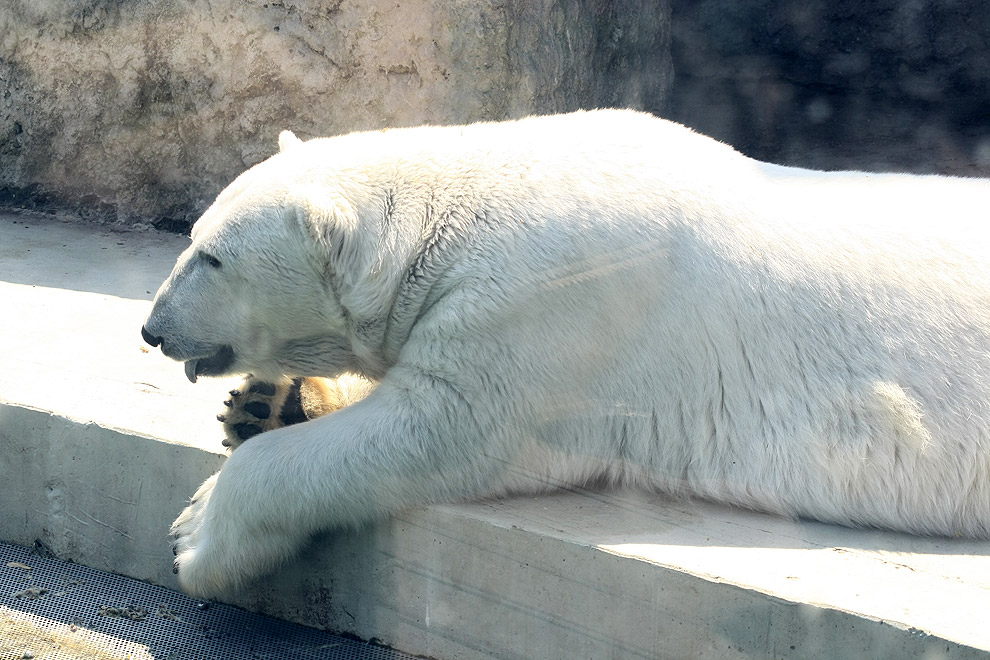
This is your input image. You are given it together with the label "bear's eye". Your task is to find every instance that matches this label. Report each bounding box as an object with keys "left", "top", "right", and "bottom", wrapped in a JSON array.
[{"left": 200, "top": 252, "right": 222, "bottom": 269}]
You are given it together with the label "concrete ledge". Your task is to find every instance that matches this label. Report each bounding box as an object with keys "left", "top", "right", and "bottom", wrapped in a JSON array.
[{"left": 2, "top": 212, "right": 989, "bottom": 659}]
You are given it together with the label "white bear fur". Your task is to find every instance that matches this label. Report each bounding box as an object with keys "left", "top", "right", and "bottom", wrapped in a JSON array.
[{"left": 144, "top": 109, "right": 990, "bottom": 599}]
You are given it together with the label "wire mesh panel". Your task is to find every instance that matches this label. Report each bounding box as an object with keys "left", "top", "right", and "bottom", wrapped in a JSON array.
[{"left": 0, "top": 541, "right": 416, "bottom": 660}]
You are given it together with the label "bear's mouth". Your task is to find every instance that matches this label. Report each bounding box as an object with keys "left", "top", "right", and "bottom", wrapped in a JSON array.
[{"left": 184, "top": 345, "right": 236, "bottom": 383}]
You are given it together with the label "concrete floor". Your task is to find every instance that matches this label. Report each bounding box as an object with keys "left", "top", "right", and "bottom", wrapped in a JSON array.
[{"left": 1, "top": 212, "right": 989, "bottom": 660}]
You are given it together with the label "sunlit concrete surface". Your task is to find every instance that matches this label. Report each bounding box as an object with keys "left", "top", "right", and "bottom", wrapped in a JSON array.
[{"left": 1, "top": 212, "right": 988, "bottom": 659}]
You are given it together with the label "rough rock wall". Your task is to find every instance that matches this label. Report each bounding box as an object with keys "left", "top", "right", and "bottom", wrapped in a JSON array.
[
  {"left": 0, "top": 0, "right": 671, "bottom": 230},
  {"left": 669, "top": 0, "right": 990, "bottom": 177}
]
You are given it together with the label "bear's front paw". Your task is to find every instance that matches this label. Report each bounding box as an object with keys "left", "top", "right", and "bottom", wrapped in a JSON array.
[
  {"left": 170, "top": 472, "right": 223, "bottom": 596},
  {"left": 217, "top": 376, "right": 307, "bottom": 449},
  {"left": 170, "top": 472, "right": 252, "bottom": 599},
  {"left": 171, "top": 461, "right": 303, "bottom": 599}
]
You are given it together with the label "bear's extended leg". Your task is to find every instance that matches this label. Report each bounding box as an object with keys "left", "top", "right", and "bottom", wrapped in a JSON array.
[
  {"left": 218, "top": 374, "right": 376, "bottom": 449},
  {"left": 171, "top": 371, "right": 506, "bottom": 598}
]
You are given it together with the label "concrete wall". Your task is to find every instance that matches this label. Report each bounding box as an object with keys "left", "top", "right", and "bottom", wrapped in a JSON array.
[{"left": 0, "top": 0, "right": 671, "bottom": 231}]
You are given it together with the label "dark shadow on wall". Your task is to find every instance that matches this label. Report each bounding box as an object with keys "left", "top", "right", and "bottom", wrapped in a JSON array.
[{"left": 668, "top": 0, "right": 990, "bottom": 177}]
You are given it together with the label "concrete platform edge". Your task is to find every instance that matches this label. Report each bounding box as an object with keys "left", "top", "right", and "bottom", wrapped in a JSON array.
[{"left": 1, "top": 400, "right": 986, "bottom": 660}]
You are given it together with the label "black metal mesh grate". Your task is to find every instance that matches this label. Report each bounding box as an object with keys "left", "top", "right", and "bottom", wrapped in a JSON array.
[{"left": 0, "top": 541, "right": 418, "bottom": 660}]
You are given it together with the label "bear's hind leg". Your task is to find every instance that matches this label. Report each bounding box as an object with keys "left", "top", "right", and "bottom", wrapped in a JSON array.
[
  {"left": 218, "top": 375, "right": 375, "bottom": 449},
  {"left": 217, "top": 376, "right": 295, "bottom": 449}
]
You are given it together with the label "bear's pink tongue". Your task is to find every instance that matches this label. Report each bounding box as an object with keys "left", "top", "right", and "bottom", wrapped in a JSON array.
[{"left": 184, "top": 360, "right": 199, "bottom": 384}]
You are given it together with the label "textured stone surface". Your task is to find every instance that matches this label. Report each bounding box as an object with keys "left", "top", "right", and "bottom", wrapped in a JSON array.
[
  {"left": 669, "top": 0, "right": 990, "bottom": 177},
  {"left": 0, "top": 0, "right": 671, "bottom": 231}
]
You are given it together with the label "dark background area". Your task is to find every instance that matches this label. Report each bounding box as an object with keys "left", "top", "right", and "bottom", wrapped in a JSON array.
[{"left": 667, "top": 0, "right": 990, "bottom": 177}]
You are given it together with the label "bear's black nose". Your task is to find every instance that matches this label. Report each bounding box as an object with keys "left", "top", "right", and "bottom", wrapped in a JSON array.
[{"left": 141, "top": 326, "right": 163, "bottom": 348}]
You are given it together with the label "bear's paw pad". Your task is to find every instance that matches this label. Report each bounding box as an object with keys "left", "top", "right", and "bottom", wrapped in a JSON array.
[{"left": 217, "top": 376, "right": 309, "bottom": 449}]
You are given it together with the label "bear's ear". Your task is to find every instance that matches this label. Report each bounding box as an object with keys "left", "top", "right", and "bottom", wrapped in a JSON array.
[
  {"left": 290, "top": 186, "right": 363, "bottom": 279},
  {"left": 278, "top": 130, "right": 304, "bottom": 153}
]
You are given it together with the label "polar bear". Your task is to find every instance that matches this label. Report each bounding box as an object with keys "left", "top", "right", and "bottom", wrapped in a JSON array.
[{"left": 142, "top": 109, "right": 990, "bottom": 599}]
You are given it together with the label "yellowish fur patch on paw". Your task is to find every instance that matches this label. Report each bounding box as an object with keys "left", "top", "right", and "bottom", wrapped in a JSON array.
[{"left": 299, "top": 373, "right": 376, "bottom": 418}]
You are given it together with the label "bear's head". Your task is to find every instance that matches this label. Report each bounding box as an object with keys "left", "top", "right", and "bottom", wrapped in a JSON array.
[{"left": 142, "top": 131, "right": 378, "bottom": 383}]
